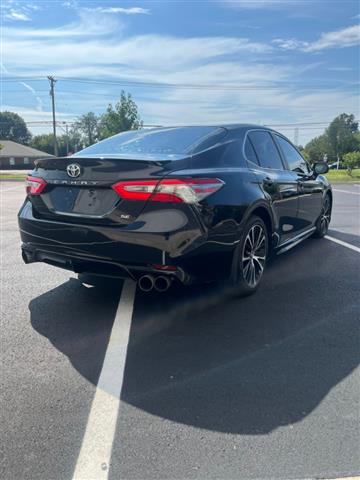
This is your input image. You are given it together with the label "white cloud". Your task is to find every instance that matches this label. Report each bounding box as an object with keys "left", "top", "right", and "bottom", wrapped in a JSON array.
[
  {"left": 221, "top": 0, "right": 302, "bottom": 9},
  {"left": 1, "top": 61, "right": 43, "bottom": 111},
  {"left": 0, "top": 105, "right": 75, "bottom": 135},
  {"left": 328, "top": 66, "right": 354, "bottom": 72},
  {"left": 272, "top": 38, "right": 308, "bottom": 50},
  {"left": 2, "top": 6, "right": 359, "bottom": 146},
  {"left": 274, "top": 24, "right": 360, "bottom": 52},
  {"left": 4, "top": 29, "right": 273, "bottom": 74},
  {"left": 5, "top": 9, "right": 30, "bottom": 21},
  {"left": 19, "top": 82, "right": 43, "bottom": 111},
  {"left": 305, "top": 24, "right": 360, "bottom": 52},
  {"left": 85, "top": 7, "right": 150, "bottom": 15},
  {"left": 2, "top": 2, "right": 42, "bottom": 22},
  {"left": 4, "top": 9, "right": 122, "bottom": 38}
]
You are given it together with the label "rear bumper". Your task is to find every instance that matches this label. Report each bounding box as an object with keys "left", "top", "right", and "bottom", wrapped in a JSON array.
[
  {"left": 18, "top": 200, "right": 235, "bottom": 282},
  {"left": 21, "top": 245, "right": 187, "bottom": 282}
]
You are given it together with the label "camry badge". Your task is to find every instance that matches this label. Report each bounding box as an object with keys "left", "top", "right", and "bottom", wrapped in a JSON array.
[{"left": 66, "top": 163, "right": 81, "bottom": 178}]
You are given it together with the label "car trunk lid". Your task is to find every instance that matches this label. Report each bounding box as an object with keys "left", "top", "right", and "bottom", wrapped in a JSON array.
[{"left": 30, "top": 156, "right": 188, "bottom": 225}]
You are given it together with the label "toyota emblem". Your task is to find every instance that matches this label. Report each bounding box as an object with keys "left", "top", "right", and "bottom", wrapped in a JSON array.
[{"left": 66, "top": 163, "right": 81, "bottom": 178}]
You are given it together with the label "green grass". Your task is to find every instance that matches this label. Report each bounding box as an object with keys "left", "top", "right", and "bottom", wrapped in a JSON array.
[
  {"left": 0, "top": 172, "right": 27, "bottom": 181},
  {"left": 325, "top": 168, "right": 360, "bottom": 183}
]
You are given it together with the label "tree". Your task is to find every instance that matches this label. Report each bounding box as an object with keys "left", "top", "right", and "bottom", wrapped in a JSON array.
[
  {"left": 99, "top": 91, "right": 143, "bottom": 139},
  {"left": 32, "top": 133, "right": 70, "bottom": 156},
  {"left": 74, "top": 112, "right": 100, "bottom": 147},
  {"left": 353, "top": 131, "right": 360, "bottom": 151},
  {"left": 298, "top": 145, "right": 310, "bottom": 162},
  {"left": 0, "top": 111, "right": 31, "bottom": 144},
  {"left": 343, "top": 151, "right": 360, "bottom": 176},
  {"left": 305, "top": 134, "right": 333, "bottom": 164},
  {"left": 303, "top": 113, "right": 360, "bottom": 165},
  {"left": 31, "top": 132, "right": 82, "bottom": 156},
  {"left": 326, "top": 113, "right": 359, "bottom": 163},
  {"left": 66, "top": 127, "right": 83, "bottom": 154}
]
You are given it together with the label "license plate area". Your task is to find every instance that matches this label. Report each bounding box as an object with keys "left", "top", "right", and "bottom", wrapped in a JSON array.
[{"left": 46, "top": 186, "right": 119, "bottom": 217}]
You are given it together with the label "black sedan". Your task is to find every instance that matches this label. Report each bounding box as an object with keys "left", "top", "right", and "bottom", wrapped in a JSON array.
[{"left": 18, "top": 125, "right": 331, "bottom": 295}]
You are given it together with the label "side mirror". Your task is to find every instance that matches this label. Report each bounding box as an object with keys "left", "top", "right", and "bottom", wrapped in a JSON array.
[{"left": 313, "top": 162, "right": 329, "bottom": 176}]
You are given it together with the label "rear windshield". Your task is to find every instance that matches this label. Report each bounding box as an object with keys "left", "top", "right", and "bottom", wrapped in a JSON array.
[{"left": 73, "top": 127, "right": 227, "bottom": 158}]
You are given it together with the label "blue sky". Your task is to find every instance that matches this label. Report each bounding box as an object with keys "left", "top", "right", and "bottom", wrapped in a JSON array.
[{"left": 1, "top": 0, "right": 359, "bottom": 145}]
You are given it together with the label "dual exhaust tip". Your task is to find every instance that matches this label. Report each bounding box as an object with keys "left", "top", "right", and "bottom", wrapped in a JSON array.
[{"left": 138, "top": 274, "right": 172, "bottom": 293}]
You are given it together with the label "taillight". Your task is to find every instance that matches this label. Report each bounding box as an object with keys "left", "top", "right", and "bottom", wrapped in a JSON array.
[
  {"left": 112, "top": 178, "right": 224, "bottom": 203},
  {"left": 25, "top": 176, "right": 47, "bottom": 195}
]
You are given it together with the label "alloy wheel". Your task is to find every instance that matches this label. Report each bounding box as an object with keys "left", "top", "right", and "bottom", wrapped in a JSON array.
[
  {"left": 241, "top": 224, "right": 266, "bottom": 287},
  {"left": 320, "top": 196, "right": 331, "bottom": 235}
]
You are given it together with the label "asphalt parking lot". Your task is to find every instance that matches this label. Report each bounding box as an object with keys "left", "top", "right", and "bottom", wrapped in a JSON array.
[{"left": 1, "top": 182, "right": 359, "bottom": 480}]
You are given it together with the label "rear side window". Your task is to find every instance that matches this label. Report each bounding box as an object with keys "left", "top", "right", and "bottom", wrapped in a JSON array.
[
  {"left": 244, "top": 137, "right": 259, "bottom": 165},
  {"left": 248, "top": 131, "right": 284, "bottom": 170},
  {"left": 275, "top": 135, "right": 310, "bottom": 174}
]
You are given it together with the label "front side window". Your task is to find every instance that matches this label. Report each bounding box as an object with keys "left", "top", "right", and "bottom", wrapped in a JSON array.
[
  {"left": 275, "top": 135, "right": 309, "bottom": 174},
  {"left": 248, "top": 131, "right": 284, "bottom": 170}
]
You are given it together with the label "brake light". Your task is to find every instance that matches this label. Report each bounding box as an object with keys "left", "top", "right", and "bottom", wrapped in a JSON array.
[
  {"left": 112, "top": 178, "right": 224, "bottom": 203},
  {"left": 25, "top": 176, "right": 47, "bottom": 195}
]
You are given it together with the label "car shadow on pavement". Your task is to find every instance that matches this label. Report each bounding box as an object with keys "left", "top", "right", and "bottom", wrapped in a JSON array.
[
  {"left": 29, "top": 277, "right": 122, "bottom": 387},
  {"left": 121, "top": 236, "right": 360, "bottom": 434},
  {"left": 30, "top": 236, "right": 360, "bottom": 435}
]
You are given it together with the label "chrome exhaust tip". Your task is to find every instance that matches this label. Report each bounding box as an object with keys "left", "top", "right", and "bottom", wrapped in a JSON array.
[
  {"left": 153, "top": 275, "right": 171, "bottom": 292},
  {"left": 138, "top": 274, "right": 155, "bottom": 292}
]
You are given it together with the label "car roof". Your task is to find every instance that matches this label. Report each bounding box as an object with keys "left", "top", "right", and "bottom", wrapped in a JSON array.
[{"left": 143, "top": 124, "right": 274, "bottom": 133}]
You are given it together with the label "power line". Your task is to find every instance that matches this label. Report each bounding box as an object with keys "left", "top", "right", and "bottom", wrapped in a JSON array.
[
  {"left": 4, "top": 89, "right": 356, "bottom": 112},
  {"left": 2, "top": 75, "right": 358, "bottom": 92},
  {"left": 58, "top": 77, "right": 359, "bottom": 92}
]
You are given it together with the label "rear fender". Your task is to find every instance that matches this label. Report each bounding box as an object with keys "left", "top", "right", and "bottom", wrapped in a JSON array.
[{"left": 239, "top": 201, "right": 277, "bottom": 249}]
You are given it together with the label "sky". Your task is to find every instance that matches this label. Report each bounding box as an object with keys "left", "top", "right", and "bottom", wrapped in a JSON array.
[{"left": 1, "top": 0, "right": 359, "bottom": 145}]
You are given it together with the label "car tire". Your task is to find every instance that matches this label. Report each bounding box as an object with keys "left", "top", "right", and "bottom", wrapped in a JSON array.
[
  {"left": 312, "top": 193, "right": 332, "bottom": 238},
  {"left": 230, "top": 215, "right": 269, "bottom": 297}
]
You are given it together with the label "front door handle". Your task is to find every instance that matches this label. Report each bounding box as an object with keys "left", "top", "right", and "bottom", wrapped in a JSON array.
[{"left": 263, "top": 177, "right": 274, "bottom": 187}]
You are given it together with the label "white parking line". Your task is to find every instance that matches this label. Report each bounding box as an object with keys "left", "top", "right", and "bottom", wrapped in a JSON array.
[
  {"left": 333, "top": 188, "right": 360, "bottom": 195},
  {"left": 325, "top": 235, "right": 360, "bottom": 253},
  {"left": 0, "top": 185, "right": 24, "bottom": 192},
  {"left": 72, "top": 279, "right": 136, "bottom": 480}
]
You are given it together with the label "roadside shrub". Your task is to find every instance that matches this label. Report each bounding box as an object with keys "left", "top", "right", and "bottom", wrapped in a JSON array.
[{"left": 343, "top": 151, "right": 360, "bottom": 176}]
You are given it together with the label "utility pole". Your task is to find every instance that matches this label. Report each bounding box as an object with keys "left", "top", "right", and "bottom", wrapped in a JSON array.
[
  {"left": 294, "top": 127, "right": 299, "bottom": 146},
  {"left": 65, "top": 123, "right": 69, "bottom": 156},
  {"left": 47, "top": 76, "right": 58, "bottom": 156}
]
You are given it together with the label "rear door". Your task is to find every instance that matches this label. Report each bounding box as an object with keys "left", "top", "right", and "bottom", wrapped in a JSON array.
[
  {"left": 274, "top": 134, "right": 323, "bottom": 231},
  {"left": 246, "top": 130, "right": 300, "bottom": 243}
]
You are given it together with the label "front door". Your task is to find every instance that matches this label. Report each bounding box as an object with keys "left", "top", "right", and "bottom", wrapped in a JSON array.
[{"left": 274, "top": 134, "right": 323, "bottom": 232}]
